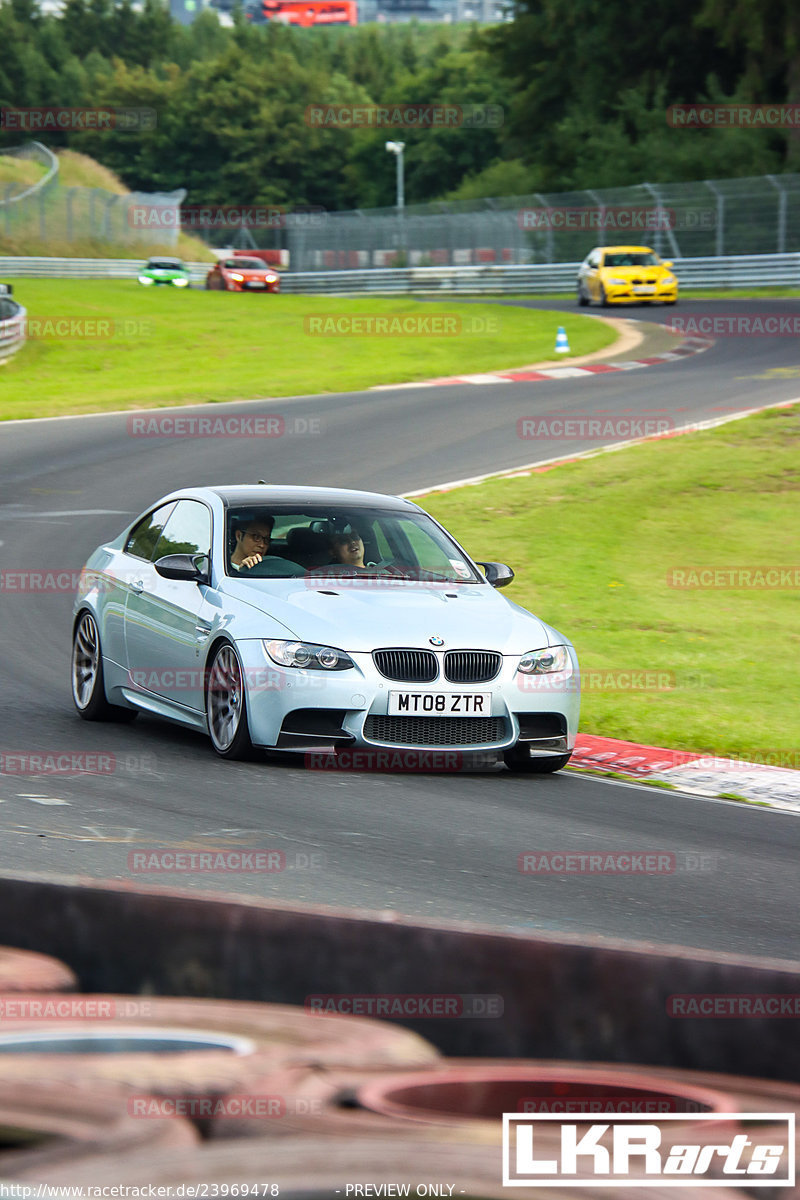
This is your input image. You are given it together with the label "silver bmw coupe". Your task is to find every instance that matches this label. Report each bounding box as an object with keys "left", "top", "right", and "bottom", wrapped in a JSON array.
[{"left": 71, "top": 485, "right": 580, "bottom": 772}]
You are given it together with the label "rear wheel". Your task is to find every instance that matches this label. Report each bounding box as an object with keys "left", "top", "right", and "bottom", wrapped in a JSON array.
[
  {"left": 503, "top": 744, "right": 572, "bottom": 774},
  {"left": 71, "top": 612, "right": 137, "bottom": 722},
  {"left": 206, "top": 643, "right": 255, "bottom": 760}
]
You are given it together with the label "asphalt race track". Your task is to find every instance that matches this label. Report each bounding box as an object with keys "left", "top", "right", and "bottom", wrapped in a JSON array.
[{"left": 1, "top": 298, "right": 798, "bottom": 962}]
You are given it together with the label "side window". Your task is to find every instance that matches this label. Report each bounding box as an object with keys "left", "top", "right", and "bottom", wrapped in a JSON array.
[
  {"left": 153, "top": 500, "right": 212, "bottom": 561},
  {"left": 125, "top": 503, "right": 175, "bottom": 561}
]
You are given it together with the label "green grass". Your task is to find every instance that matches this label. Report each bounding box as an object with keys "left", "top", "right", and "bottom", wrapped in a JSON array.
[
  {"left": 415, "top": 403, "right": 800, "bottom": 758},
  {"left": 0, "top": 155, "right": 47, "bottom": 190},
  {"left": 0, "top": 282, "right": 615, "bottom": 419}
]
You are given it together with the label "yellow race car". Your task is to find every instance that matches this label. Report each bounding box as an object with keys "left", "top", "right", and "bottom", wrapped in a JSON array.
[{"left": 577, "top": 245, "right": 678, "bottom": 306}]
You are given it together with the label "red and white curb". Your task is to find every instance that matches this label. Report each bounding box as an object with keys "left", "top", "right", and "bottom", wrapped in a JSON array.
[
  {"left": 371, "top": 337, "right": 712, "bottom": 390},
  {"left": 571, "top": 734, "right": 800, "bottom": 811}
]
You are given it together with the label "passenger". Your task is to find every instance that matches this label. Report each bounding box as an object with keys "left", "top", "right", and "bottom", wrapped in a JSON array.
[{"left": 330, "top": 528, "right": 367, "bottom": 570}]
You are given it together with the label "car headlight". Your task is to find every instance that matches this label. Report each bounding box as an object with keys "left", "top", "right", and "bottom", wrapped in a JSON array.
[
  {"left": 173, "top": 277, "right": 189, "bottom": 287},
  {"left": 607, "top": 277, "right": 627, "bottom": 286},
  {"left": 264, "top": 639, "right": 354, "bottom": 671},
  {"left": 516, "top": 645, "right": 572, "bottom": 675},
  {"left": 138, "top": 275, "right": 153, "bottom": 285},
  {"left": 230, "top": 273, "right": 244, "bottom": 282},
  {"left": 265, "top": 274, "right": 278, "bottom": 283},
  {"left": 662, "top": 274, "right": 676, "bottom": 285}
]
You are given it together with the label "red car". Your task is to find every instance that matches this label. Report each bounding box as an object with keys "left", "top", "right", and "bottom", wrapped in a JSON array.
[{"left": 205, "top": 257, "right": 281, "bottom": 293}]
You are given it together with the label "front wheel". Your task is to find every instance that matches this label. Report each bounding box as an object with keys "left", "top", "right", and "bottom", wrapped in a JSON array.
[
  {"left": 503, "top": 744, "right": 572, "bottom": 774},
  {"left": 577, "top": 284, "right": 589, "bottom": 307},
  {"left": 71, "top": 611, "right": 137, "bottom": 722},
  {"left": 600, "top": 286, "right": 611, "bottom": 308},
  {"left": 206, "top": 643, "right": 255, "bottom": 760}
]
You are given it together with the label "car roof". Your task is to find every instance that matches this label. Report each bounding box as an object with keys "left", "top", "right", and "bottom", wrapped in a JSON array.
[
  {"left": 203, "top": 485, "right": 416, "bottom": 511},
  {"left": 595, "top": 245, "right": 656, "bottom": 254}
]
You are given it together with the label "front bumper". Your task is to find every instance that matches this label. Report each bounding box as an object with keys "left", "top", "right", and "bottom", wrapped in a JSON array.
[
  {"left": 236, "top": 641, "right": 580, "bottom": 755},
  {"left": 605, "top": 284, "right": 678, "bottom": 304}
]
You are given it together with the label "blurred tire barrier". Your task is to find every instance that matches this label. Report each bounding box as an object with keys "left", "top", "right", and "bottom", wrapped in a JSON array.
[
  {"left": 205, "top": 1060, "right": 733, "bottom": 1140},
  {"left": 16, "top": 1127, "right": 750, "bottom": 1197},
  {"left": 204, "top": 1058, "right": 800, "bottom": 1193},
  {"left": 0, "top": 946, "right": 76, "bottom": 993},
  {"left": 0, "top": 996, "right": 439, "bottom": 1121},
  {"left": 0, "top": 1080, "right": 197, "bottom": 1179}
]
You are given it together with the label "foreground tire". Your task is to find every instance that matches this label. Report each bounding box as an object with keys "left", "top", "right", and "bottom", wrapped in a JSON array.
[
  {"left": 205, "top": 642, "right": 255, "bottom": 760},
  {"left": 577, "top": 285, "right": 589, "bottom": 307},
  {"left": 503, "top": 744, "right": 572, "bottom": 774},
  {"left": 71, "top": 612, "right": 137, "bottom": 723},
  {"left": 600, "top": 285, "right": 610, "bottom": 307}
]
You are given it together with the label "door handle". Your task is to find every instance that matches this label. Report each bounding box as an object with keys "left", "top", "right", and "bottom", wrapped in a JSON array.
[{"left": 131, "top": 580, "right": 144, "bottom": 594}]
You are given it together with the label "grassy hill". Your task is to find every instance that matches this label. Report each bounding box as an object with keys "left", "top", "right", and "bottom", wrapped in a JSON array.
[{"left": 0, "top": 149, "right": 214, "bottom": 261}]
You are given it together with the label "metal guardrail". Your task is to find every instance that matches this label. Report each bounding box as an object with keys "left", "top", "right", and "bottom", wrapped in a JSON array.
[
  {"left": 1, "top": 253, "right": 799, "bottom": 292},
  {"left": 0, "top": 142, "right": 59, "bottom": 206},
  {"left": 281, "top": 253, "right": 800, "bottom": 293},
  {"left": 0, "top": 257, "right": 213, "bottom": 283},
  {"left": 0, "top": 302, "right": 27, "bottom": 363}
]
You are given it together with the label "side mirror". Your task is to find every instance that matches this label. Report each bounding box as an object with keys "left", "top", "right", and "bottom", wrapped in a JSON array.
[
  {"left": 476, "top": 561, "right": 515, "bottom": 589},
  {"left": 155, "top": 553, "right": 209, "bottom": 584},
  {"left": 662, "top": 260, "right": 673, "bottom": 268}
]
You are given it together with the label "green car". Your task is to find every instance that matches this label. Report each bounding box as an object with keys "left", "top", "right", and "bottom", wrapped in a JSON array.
[{"left": 137, "top": 257, "right": 191, "bottom": 288}]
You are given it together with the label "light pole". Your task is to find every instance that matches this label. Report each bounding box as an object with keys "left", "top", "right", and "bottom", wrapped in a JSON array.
[{"left": 385, "top": 140, "right": 405, "bottom": 210}]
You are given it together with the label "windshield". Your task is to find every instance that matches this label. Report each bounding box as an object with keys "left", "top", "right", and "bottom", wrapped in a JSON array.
[
  {"left": 224, "top": 504, "right": 484, "bottom": 582},
  {"left": 603, "top": 252, "right": 660, "bottom": 267},
  {"left": 227, "top": 259, "right": 268, "bottom": 270},
  {"left": 148, "top": 259, "right": 183, "bottom": 270}
]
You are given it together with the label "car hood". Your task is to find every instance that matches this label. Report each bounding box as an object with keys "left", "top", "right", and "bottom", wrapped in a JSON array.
[{"left": 221, "top": 577, "right": 552, "bottom": 653}]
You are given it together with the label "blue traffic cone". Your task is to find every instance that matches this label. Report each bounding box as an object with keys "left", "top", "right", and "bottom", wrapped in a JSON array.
[{"left": 555, "top": 325, "right": 570, "bottom": 353}]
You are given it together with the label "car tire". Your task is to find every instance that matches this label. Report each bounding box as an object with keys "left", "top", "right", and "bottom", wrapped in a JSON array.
[
  {"left": 503, "top": 744, "right": 572, "bottom": 774},
  {"left": 600, "top": 286, "right": 611, "bottom": 307},
  {"left": 71, "top": 611, "right": 137, "bottom": 723},
  {"left": 577, "top": 285, "right": 589, "bottom": 307},
  {"left": 205, "top": 641, "right": 256, "bottom": 760},
  {"left": 664, "top": 299, "right": 677, "bottom": 305}
]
